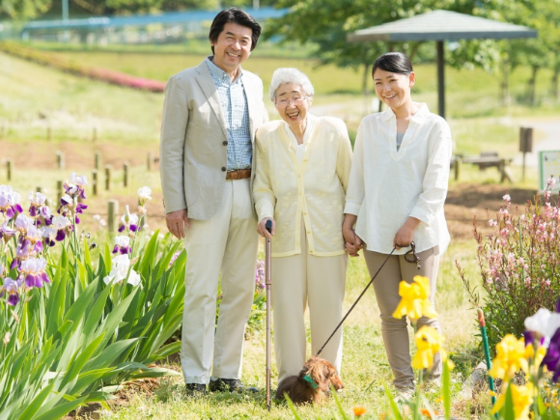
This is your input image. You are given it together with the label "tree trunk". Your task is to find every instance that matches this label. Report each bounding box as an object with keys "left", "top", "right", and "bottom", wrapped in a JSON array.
[
  {"left": 552, "top": 68, "right": 559, "bottom": 103},
  {"left": 501, "top": 61, "right": 510, "bottom": 107},
  {"left": 527, "top": 66, "right": 539, "bottom": 106},
  {"left": 362, "top": 61, "right": 371, "bottom": 115}
]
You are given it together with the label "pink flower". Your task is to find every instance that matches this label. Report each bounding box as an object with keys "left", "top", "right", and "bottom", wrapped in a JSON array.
[
  {"left": 503, "top": 193, "right": 511, "bottom": 202},
  {"left": 489, "top": 219, "right": 497, "bottom": 227}
]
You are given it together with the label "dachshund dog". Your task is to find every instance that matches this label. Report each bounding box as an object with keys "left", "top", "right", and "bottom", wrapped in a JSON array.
[{"left": 276, "top": 357, "right": 344, "bottom": 405}]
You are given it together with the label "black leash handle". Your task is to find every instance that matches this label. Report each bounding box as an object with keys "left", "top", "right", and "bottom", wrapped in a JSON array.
[{"left": 314, "top": 246, "right": 397, "bottom": 357}]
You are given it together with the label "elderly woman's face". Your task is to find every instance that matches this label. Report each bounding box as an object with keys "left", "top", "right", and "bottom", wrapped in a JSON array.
[{"left": 274, "top": 83, "right": 311, "bottom": 127}]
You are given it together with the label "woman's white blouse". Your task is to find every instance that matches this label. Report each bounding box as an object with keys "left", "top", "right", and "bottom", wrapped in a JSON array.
[{"left": 344, "top": 103, "right": 452, "bottom": 255}]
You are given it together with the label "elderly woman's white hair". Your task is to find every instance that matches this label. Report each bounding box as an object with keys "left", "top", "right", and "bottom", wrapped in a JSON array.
[{"left": 269, "top": 68, "right": 315, "bottom": 102}]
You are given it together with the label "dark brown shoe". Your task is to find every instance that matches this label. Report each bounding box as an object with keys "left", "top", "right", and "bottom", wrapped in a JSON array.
[
  {"left": 209, "top": 378, "right": 258, "bottom": 393},
  {"left": 185, "top": 383, "right": 207, "bottom": 394}
]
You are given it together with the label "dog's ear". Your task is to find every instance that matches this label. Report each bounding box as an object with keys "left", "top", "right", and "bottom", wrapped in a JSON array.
[{"left": 306, "top": 359, "right": 328, "bottom": 390}]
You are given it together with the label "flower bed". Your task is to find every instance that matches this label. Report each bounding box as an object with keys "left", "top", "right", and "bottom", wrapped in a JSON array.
[{"left": 0, "top": 41, "right": 165, "bottom": 93}]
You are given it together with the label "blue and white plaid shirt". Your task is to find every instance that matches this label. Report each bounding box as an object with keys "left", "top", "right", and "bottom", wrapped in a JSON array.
[{"left": 206, "top": 58, "right": 252, "bottom": 171}]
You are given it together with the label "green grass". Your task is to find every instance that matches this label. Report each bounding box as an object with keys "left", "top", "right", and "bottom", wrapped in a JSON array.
[{"left": 94, "top": 239, "right": 482, "bottom": 420}]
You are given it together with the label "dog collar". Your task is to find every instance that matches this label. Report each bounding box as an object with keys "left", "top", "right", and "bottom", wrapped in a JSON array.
[{"left": 303, "top": 374, "right": 318, "bottom": 389}]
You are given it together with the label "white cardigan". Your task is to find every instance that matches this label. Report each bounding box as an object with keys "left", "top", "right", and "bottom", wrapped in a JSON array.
[
  {"left": 344, "top": 103, "right": 452, "bottom": 255},
  {"left": 254, "top": 116, "right": 352, "bottom": 257}
]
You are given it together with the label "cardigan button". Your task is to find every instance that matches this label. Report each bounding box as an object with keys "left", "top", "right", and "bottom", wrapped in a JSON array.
[
  {"left": 221, "top": 167, "right": 226, "bottom": 172},
  {"left": 223, "top": 141, "right": 228, "bottom": 146}
]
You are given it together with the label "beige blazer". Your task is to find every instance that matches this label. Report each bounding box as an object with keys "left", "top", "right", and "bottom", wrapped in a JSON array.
[{"left": 159, "top": 60, "right": 268, "bottom": 220}]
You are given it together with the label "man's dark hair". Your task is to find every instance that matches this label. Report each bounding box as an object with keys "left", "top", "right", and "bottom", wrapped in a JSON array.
[
  {"left": 209, "top": 7, "right": 262, "bottom": 54},
  {"left": 372, "top": 52, "right": 414, "bottom": 77}
]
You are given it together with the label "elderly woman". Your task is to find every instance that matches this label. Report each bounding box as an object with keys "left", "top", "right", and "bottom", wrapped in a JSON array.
[{"left": 253, "top": 68, "right": 352, "bottom": 383}]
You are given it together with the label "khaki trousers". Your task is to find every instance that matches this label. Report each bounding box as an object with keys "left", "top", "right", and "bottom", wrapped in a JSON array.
[
  {"left": 181, "top": 178, "right": 258, "bottom": 384},
  {"left": 272, "top": 222, "right": 348, "bottom": 382},
  {"left": 363, "top": 246, "right": 441, "bottom": 390}
]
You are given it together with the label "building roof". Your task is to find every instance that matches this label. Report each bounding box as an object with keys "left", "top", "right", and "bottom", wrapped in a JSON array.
[{"left": 347, "top": 10, "right": 537, "bottom": 42}]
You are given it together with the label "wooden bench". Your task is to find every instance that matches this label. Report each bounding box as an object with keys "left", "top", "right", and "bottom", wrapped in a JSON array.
[{"left": 461, "top": 152, "right": 515, "bottom": 183}]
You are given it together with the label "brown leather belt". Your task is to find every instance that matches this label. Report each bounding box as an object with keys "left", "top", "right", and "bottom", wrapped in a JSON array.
[{"left": 226, "top": 169, "right": 251, "bottom": 180}]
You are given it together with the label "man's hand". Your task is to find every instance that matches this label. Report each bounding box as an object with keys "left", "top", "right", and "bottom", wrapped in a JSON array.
[
  {"left": 257, "top": 217, "right": 275, "bottom": 239},
  {"left": 166, "top": 209, "right": 190, "bottom": 240}
]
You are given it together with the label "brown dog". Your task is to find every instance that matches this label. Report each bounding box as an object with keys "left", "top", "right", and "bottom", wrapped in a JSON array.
[{"left": 275, "top": 357, "right": 344, "bottom": 404}]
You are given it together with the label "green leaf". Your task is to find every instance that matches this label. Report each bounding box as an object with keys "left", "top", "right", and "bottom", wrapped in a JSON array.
[
  {"left": 16, "top": 383, "right": 54, "bottom": 420},
  {"left": 59, "top": 334, "right": 105, "bottom": 389},
  {"left": 503, "top": 382, "right": 515, "bottom": 420},
  {"left": 85, "top": 339, "right": 138, "bottom": 371},
  {"left": 34, "top": 396, "right": 88, "bottom": 420},
  {"left": 442, "top": 359, "right": 451, "bottom": 420},
  {"left": 384, "top": 384, "right": 403, "bottom": 420},
  {"left": 83, "top": 283, "right": 112, "bottom": 338}
]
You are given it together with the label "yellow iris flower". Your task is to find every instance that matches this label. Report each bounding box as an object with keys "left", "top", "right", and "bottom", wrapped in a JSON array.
[
  {"left": 411, "top": 326, "right": 447, "bottom": 370},
  {"left": 392, "top": 275, "right": 438, "bottom": 322},
  {"left": 491, "top": 382, "right": 534, "bottom": 420},
  {"left": 488, "top": 334, "right": 531, "bottom": 381}
]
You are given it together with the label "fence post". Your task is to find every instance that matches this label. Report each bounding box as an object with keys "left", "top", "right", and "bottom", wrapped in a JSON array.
[
  {"left": 94, "top": 151, "right": 101, "bottom": 170},
  {"left": 147, "top": 152, "right": 153, "bottom": 171},
  {"left": 56, "top": 180, "right": 63, "bottom": 204},
  {"left": 6, "top": 159, "right": 12, "bottom": 181},
  {"left": 108, "top": 200, "right": 119, "bottom": 232},
  {"left": 92, "top": 169, "right": 98, "bottom": 196},
  {"left": 123, "top": 162, "right": 129, "bottom": 187},
  {"left": 56, "top": 150, "right": 64, "bottom": 170},
  {"left": 105, "top": 165, "right": 111, "bottom": 191}
]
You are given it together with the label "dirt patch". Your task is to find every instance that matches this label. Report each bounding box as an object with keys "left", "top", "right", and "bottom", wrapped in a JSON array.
[{"left": 445, "top": 184, "right": 538, "bottom": 240}]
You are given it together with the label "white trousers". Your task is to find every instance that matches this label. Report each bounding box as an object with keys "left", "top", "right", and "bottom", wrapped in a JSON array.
[
  {"left": 272, "top": 222, "right": 347, "bottom": 382},
  {"left": 181, "top": 178, "right": 258, "bottom": 384}
]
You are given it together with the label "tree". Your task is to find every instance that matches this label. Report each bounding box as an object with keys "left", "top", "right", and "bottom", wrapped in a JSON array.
[
  {"left": 0, "top": 0, "right": 52, "bottom": 20},
  {"left": 264, "top": 0, "right": 510, "bottom": 95}
]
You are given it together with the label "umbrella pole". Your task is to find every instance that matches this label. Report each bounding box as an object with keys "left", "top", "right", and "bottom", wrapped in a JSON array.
[
  {"left": 265, "top": 220, "right": 273, "bottom": 411},
  {"left": 477, "top": 308, "right": 496, "bottom": 406}
]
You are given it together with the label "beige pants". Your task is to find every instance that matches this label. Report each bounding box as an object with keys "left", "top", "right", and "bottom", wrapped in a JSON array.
[
  {"left": 272, "top": 222, "right": 348, "bottom": 382},
  {"left": 363, "top": 246, "right": 441, "bottom": 390},
  {"left": 181, "top": 178, "right": 258, "bottom": 384}
]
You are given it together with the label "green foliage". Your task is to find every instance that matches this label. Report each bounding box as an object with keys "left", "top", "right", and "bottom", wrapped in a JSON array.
[
  {"left": 0, "top": 0, "right": 52, "bottom": 20},
  {"left": 0, "top": 230, "right": 186, "bottom": 419}
]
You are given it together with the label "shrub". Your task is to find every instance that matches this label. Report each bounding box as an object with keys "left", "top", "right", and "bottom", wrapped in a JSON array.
[{"left": 458, "top": 178, "right": 560, "bottom": 351}]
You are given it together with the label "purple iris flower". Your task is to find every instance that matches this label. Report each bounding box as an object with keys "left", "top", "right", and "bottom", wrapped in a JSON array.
[
  {"left": 556, "top": 297, "right": 560, "bottom": 314},
  {"left": 75, "top": 203, "right": 88, "bottom": 214},
  {"left": 56, "top": 229, "right": 66, "bottom": 241},
  {"left": 7, "top": 294, "right": 20, "bottom": 306},
  {"left": 543, "top": 328, "right": 560, "bottom": 382}
]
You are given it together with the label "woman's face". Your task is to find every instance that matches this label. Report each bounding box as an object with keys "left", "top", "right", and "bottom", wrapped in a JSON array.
[
  {"left": 373, "top": 69, "right": 415, "bottom": 111},
  {"left": 274, "top": 83, "right": 312, "bottom": 127}
]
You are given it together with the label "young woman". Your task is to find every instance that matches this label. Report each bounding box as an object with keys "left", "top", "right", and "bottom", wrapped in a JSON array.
[{"left": 342, "top": 52, "right": 452, "bottom": 397}]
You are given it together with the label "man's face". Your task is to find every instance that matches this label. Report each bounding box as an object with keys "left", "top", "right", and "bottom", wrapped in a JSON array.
[{"left": 211, "top": 22, "right": 253, "bottom": 75}]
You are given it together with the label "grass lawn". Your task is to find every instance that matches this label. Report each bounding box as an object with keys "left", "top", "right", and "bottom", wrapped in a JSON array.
[{"left": 96, "top": 239, "right": 485, "bottom": 420}]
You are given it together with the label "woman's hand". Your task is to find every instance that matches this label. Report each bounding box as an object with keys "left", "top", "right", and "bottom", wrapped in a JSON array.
[
  {"left": 257, "top": 217, "right": 276, "bottom": 239},
  {"left": 342, "top": 214, "right": 362, "bottom": 257},
  {"left": 393, "top": 217, "right": 421, "bottom": 249}
]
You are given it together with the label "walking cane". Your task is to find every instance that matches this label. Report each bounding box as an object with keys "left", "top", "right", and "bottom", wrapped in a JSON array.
[{"left": 265, "top": 219, "right": 273, "bottom": 411}]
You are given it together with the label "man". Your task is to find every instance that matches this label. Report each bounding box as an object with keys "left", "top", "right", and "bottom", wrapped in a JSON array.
[{"left": 159, "top": 8, "right": 268, "bottom": 393}]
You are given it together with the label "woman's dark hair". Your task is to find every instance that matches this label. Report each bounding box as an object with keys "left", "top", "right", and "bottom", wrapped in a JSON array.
[
  {"left": 372, "top": 52, "right": 413, "bottom": 77},
  {"left": 209, "top": 8, "right": 262, "bottom": 54}
]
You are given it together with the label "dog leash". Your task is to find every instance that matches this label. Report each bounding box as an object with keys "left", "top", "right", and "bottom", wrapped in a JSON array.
[{"left": 314, "top": 245, "right": 401, "bottom": 358}]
